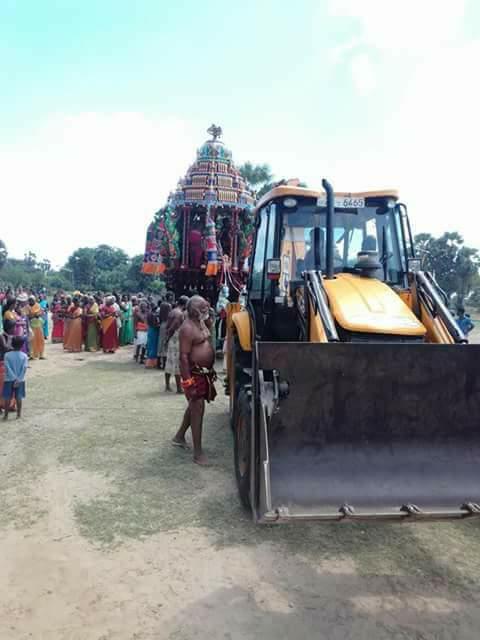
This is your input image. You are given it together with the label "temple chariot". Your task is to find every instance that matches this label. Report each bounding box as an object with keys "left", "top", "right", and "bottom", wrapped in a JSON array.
[{"left": 142, "top": 125, "right": 255, "bottom": 303}]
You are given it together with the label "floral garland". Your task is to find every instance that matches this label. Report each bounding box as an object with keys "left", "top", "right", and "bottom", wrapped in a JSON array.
[
  {"left": 157, "top": 207, "right": 180, "bottom": 264},
  {"left": 238, "top": 208, "right": 254, "bottom": 258}
]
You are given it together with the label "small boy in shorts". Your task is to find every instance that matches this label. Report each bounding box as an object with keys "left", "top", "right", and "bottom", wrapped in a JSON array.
[{"left": 3, "top": 336, "right": 28, "bottom": 420}]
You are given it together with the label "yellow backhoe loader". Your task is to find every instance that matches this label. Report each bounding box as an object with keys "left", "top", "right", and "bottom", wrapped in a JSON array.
[{"left": 227, "top": 179, "right": 480, "bottom": 523}]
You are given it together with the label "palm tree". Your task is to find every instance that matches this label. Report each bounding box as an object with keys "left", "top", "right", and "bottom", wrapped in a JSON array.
[
  {"left": 239, "top": 163, "right": 307, "bottom": 200},
  {"left": 239, "top": 162, "right": 273, "bottom": 194}
]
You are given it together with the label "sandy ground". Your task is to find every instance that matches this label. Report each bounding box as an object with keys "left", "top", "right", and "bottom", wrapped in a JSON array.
[{"left": 1, "top": 344, "right": 480, "bottom": 639}]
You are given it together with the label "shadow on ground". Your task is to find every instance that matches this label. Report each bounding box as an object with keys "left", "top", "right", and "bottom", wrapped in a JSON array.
[{"left": 160, "top": 570, "right": 478, "bottom": 640}]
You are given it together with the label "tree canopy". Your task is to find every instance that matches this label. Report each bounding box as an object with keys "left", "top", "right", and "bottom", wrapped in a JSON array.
[
  {"left": 65, "top": 245, "right": 130, "bottom": 290},
  {"left": 239, "top": 162, "right": 307, "bottom": 200},
  {"left": 414, "top": 232, "right": 480, "bottom": 306},
  {"left": 238, "top": 162, "right": 276, "bottom": 199},
  {"left": 0, "top": 245, "right": 164, "bottom": 294}
]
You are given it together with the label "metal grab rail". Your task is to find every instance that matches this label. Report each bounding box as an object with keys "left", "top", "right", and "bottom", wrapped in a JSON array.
[
  {"left": 415, "top": 270, "right": 467, "bottom": 344},
  {"left": 304, "top": 270, "right": 339, "bottom": 342}
]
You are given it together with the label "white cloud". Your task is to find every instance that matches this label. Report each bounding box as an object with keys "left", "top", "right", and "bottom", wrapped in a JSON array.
[
  {"left": 350, "top": 52, "right": 377, "bottom": 95},
  {"left": 0, "top": 113, "right": 196, "bottom": 265},
  {"left": 321, "top": 0, "right": 480, "bottom": 248},
  {"left": 329, "top": 0, "right": 468, "bottom": 96},
  {"left": 383, "top": 40, "right": 480, "bottom": 244},
  {"left": 329, "top": 0, "right": 466, "bottom": 55}
]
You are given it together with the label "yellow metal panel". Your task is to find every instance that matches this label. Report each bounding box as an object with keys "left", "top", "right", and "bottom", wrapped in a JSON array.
[
  {"left": 225, "top": 303, "right": 244, "bottom": 395},
  {"left": 309, "top": 306, "right": 328, "bottom": 342},
  {"left": 232, "top": 310, "right": 252, "bottom": 352},
  {"left": 420, "top": 303, "right": 454, "bottom": 344},
  {"left": 323, "top": 274, "right": 426, "bottom": 336},
  {"left": 398, "top": 290, "right": 413, "bottom": 309},
  {"left": 255, "top": 185, "right": 399, "bottom": 213}
]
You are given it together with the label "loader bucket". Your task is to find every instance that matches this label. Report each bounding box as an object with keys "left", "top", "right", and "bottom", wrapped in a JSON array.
[{"left": 254, "top": 342, "right": 480, "bottom": 523}]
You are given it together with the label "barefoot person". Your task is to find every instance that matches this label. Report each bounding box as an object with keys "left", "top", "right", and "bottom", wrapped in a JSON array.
[
  {"left": 133, "top": 300, "right": 148, "bottom": 364},
  {"left": 0, "top": 328, "right": 15, "bottom": 416},
  {"left": 2, "top": 336, "right": 28, "bottom": 421},
  {"left": 157, "top": 293, "right": 173, "bottom": 370},
  {"left": 172, "top": 296, "right": 217, "bottom": 465},
  {"left": 164, "top": 296, "right": 188, "bottom": 392},
  {"left": 28, "top": 295, "right": 46, "bottom": 359}
]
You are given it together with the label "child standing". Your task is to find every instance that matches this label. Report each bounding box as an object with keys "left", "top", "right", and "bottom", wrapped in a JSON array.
[{"left": 3, "top": 336, "right": 28, "bottom": 420}]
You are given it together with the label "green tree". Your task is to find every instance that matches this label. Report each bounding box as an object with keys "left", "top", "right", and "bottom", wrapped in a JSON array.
[
  {"left": 23, "top": 251, "right": 37, "bottom": 271},
  {"left": 47, "top": 271, "right": 71, "bottom": 291},
  {"left": 239, "top": 163, "right": 307, "bottom": 200},
  {"left": 414, "top": 232, "right": 480, "bottom": 305},
  {"left": 39, "top": 258, "right": 51, "bottom": 273},
  {"left": 467, "top": 287, "right": 480, "bottom": 310},
  {"left": 239, "top": 162, "right": 273, "bottom": 189},
  {"left": 66, "top": 248, "right": 96, "bottom": 289},
  {"left": 0, "top": 260, "right": 27, "bottom": 287},
  {"left": 239, "top": 162, "right": 273, "bottom": 199},
  {"left": 65, "top": 245, "right": 130, "bottom": 290},
  {"left": 93, "top": 245, "right": 129, "bottom": 272}
]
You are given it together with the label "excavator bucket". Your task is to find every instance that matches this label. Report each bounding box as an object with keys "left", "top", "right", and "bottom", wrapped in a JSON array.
[{"left": 254, "top": 342, "right": 480, "bottom": 523}]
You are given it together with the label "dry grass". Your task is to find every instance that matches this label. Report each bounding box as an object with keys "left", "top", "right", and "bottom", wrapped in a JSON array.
[{"left": 0, "top": 345, "right": 479, "bottom": 597}]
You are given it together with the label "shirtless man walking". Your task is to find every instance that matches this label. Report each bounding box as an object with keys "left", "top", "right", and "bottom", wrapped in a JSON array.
[{"left": 172, "top": 295, "right": 216, "bottom": 465}]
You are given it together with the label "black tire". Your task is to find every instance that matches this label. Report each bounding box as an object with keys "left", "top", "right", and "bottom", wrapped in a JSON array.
[
  {"left": 233, "top": 387, "right": 252, "bottom": 509},
  {"left": 229, "top": 335, "right": 250, "bottom": 423}
]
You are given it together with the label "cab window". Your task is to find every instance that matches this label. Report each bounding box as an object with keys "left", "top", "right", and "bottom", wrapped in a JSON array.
[{"left": 250, "top": 207, "right": 268, "bottom": 293}]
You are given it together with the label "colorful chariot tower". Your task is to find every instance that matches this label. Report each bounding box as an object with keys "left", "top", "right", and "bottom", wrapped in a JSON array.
[{"left": 142, "top": 125, "right": 255, "bottom": 302}]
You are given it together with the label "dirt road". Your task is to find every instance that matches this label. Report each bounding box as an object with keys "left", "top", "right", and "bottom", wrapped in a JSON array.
[{"left": 1, "top": 344, "right": 480, "bottom": 639}]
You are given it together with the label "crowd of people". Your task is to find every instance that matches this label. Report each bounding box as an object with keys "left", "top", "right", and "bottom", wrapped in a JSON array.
[
  {"left": 48, "top": 292, "right": 136, "bottom": 354},
  {"left": 0, "top": 289, "right": 50, "bottom": 420},
  {"left": 0, "top": 291, "right": 50, "bottom": 359},
  {"left": 0, "top": 288, "right": 223, "bottom": 463}
]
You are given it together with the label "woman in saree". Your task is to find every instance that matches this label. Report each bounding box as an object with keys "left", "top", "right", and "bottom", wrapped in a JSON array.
[
  {"left": 63, "top": 296, "right": 73, "bottom": 349},
  {"left": 63, "top": 297, "right": 83, "bottom": 353},
  {"left": 39, "top": 293, "right": 49, "bottom": 340},
  {"left": 145, "top": 303, "right": 160, "bottom": 368},
  {"left": 119, "top": 295, "right": 134, "bottom": 346},
  {"left": 51, "top": 297, "right": 64, "bottom": 343},
  {"left": 84, "top": 296, "right": 100, "bottom": 352},
  {"left": 100, "top": 296, "right": 119, "bottom": 353},
  {"left": 15, "top": 295, "right": 30, "bottom": 356},
  {"left": 2, "top": 298, "right": 18, "bottom": 336},
  {"left": 28, "top": 295, "right": 46, "bottom": 359}
]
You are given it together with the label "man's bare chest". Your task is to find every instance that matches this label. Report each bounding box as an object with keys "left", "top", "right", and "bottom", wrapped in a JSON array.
[{"left": 191, "top": 325, "right": 210, "bottom": 345}]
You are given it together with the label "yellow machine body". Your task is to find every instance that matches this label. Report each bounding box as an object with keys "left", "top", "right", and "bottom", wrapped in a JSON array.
[
  {"left": 227, "top": 184, "right": 480, "bottom": 524},
  {"left": 323, "top": 274, "right": 426, "bottom": 337}
]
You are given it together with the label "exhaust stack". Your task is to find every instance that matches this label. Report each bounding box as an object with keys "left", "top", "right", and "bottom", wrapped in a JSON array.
[{"left": 322, "top": 178, "right": 334, "bottom": 279}]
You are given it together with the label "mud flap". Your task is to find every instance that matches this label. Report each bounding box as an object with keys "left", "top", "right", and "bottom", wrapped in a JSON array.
[{"left": 254, "top": 342, "right": 480, "bottom": 522}]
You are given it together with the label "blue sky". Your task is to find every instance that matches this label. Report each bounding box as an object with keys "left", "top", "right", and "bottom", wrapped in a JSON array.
[{"left": 1, "top": 0, "right": 479, "bottom": 265}]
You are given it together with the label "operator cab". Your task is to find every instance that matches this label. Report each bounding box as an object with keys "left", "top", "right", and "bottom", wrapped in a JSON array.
[
  {"left": 248, "top": 186, "right": 414, "bottom": 341},
  {"left": 280, "top": 195, "right": 406, "bottom": 288}
]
